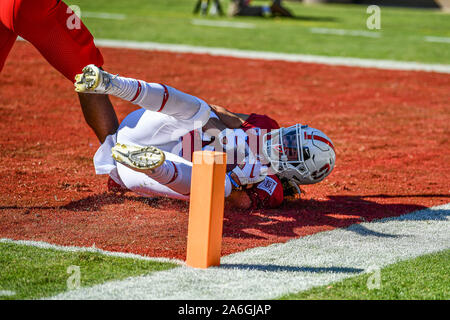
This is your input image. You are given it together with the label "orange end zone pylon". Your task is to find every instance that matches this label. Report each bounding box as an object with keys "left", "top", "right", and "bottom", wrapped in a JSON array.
[{"left": 186, "top": 151, "right": 227, "bottom": 268}]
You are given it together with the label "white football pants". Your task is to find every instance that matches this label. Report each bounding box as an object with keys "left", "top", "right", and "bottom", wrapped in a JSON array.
[{"left": 93, "top": 76, "right": 232, "bottom": 200}]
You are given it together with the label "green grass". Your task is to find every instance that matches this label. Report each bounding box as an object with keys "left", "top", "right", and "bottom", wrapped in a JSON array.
[
  {"left": 67, "top": 0, "right": 450, "bottom": 63},
  {"left": 279, "top": 249, "right": 450, "bottom": 300},
  {"left": 0, "top": 242, "right": 177, "bottom": 300}
]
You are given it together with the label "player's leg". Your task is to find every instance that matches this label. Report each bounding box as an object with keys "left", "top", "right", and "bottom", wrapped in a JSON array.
[
  {"left": 106, "top": 109, "right": 234, "bottom": 198},
  {"left": 112, "top": 144, "right": 192, "bottom": 196},
  {"left": 116, "top": 108, "right": 197, "bottom": 149},
  {"left": 113, "top": 110, "right": 192, "bottom": 196},
  {"left": 74, "top": 65, "right": 210, "bottom": 127},
  {"left": 0, "top": 0, "right": 18, "bottom": 73},
  {"left": 13, "top": 0, "right": 103, "bottom": 81},
  {"left": 93, "top": 108, "right": 193, "bottom": 197},
  {"left": 0, "top": 24, "right": 16, "bottom": 73},
  {"left": 12, "top": 0, "right": 118, "bottom": 142},
  {"left": 116, "top": 163, "right": 190, "bottom": 200},
  {"left": 111, "top": 142, "right": 235, "bottom": 198},
  {"left": 270, "top": 0, "right": 293, "bottom": 17}
]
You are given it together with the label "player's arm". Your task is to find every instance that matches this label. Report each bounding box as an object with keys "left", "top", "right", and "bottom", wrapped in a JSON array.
[
  {"left": 209, "top": 104, "right": 250, "bottom": 129},
  {"left": 226, "top": 175, "right": 285, "bottom": 211},
  {"left": 225, "top": 190, "right": 252, "bottom": 210}
]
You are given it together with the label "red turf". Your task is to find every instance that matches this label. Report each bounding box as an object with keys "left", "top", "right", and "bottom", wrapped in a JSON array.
[{"left": 0, "top": 42, "right": 449, "bottom": 259}]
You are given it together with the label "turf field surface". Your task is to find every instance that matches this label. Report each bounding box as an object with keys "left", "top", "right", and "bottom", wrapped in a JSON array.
[
  {"left": 0, "top": 41, "right": 448, "bottom": 260},
  {"left": 68, "top": 0, "right": 450, "bottom": 63}
]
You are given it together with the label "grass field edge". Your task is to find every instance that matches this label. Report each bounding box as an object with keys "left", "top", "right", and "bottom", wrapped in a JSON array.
[
  {"left": 0, "top": 238, "right": 185, "bottom": 265},
  {"left": 93, "top": 38, "right": 450, "bottom": 74},
  {"left": 278, "top": 249, "right": 450, "bottom": 300}
]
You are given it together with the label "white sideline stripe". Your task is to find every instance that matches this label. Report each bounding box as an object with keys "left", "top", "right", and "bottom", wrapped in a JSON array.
[
  {"left": 191, "top": 19, "right": 255, "bottom": 29},
  {"left": 0, "top": 290, "right": 16, "bottom": 297},
  {"left": 82, "top": 12, "right": 127, "bottom": 20},
  {"left": 48, "top": 203, "right": 450, "bottom": 300},
  {"left": 425, "top": 36, "right": 450, "bottom": 44},
  {"left": 94, "top": 38, "right": 450, "bottom": 74},
  {"left": 310, "top": 27, "right": 381, "bottom": 38},
  {"left": 0, "top": 238, "right": 184, "bottom": 265}
]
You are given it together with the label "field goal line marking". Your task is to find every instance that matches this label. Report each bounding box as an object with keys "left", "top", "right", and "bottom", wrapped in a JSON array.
[
  {"left": 0, "top": 238, "right": 184, "bottom": 265},
  {"left": 93, "top": 38, "right": 450, "bottom": 74}
]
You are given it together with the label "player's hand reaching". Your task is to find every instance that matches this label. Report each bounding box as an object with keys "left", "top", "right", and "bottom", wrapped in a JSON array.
[{"left": 228, "top": 160, "right": 268, "bottom": 187}]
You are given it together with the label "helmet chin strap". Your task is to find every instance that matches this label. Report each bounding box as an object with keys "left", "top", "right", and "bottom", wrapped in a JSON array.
[{"left": 288, "top": 180, "right": 302, "bottom": 195}]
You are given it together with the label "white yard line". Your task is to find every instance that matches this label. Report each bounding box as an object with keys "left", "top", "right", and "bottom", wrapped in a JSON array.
[
  {"left": 82, "top": 12, "right": 127, "bottom": 20},
  {"left": 425, "top": 36, "right": 450, "bottom": 44},
  {"left": 191, "top": 19, "right": 256, "bottom": 29},
  {"left": 15, "top": 37, "right": 450, "bottom": 73},
  {"left": 48, "top": 203, "right": 450, "bottom": 300},
  {"left": 0, "top": 238, "right": 184, "bottom": 265},
  {"left": 94, "top": 38, "right": 450, "bottom": 74},
  {"left": 0, "top": 290, "right": 16, "bottom": 297},
  {"left": 310, "top": 27, "right": 381, "bottom": 38}
]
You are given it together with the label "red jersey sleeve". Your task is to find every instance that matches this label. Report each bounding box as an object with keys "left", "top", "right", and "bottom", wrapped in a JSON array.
[
  {"left": 241, "top": 113, "right": 280, "bottom": 131},
  {"left": 245, "top": 175, "right": 284, "bottom": 209}
]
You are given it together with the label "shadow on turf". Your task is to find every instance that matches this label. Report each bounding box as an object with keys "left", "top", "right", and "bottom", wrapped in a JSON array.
[
  {"left": 0, "top": 192, "right": 188, "bottom": 213},
  {"left": 60, "top": 192, "right": 188, "bottom": 212},
  {"left": 221, "top": 193, "right": 450, "bottom": 240},
  {"left": 1, "top": 193, "right": 447, "bottom": 242},
  {"left": 219, "top": 264, "right": 363, "bottom": 274}
]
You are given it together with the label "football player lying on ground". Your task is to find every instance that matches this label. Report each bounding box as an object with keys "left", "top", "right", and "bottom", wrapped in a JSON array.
[{"left": 74, "top": 65, "right": 336, "bottom": 210}]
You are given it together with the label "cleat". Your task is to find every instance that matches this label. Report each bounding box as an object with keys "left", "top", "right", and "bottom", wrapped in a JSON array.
[
  {"left": 74, "top": 64, "right": 116, "bottom": 93},
  {"left": 111, "top": 143, "right": 165, "bottom": 171}
]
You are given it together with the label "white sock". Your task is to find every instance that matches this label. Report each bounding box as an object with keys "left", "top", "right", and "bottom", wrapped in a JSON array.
[
  {"left": 145, "top": 161, "right": 191, "bottom": 196},
  {"left": 107, "top": 76, "right": 207, "bottom": 121}
]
